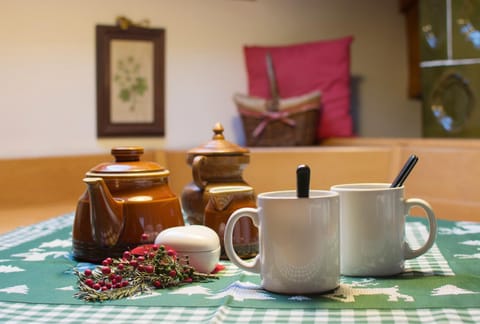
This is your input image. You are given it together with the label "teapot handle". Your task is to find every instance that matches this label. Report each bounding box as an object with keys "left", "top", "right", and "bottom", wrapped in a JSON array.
[{"left": 192, "top": 155, "right": 208, "bottom": 189}]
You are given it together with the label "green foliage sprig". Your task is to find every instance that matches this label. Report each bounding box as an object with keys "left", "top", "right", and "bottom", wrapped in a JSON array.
[{"left": 74, "top": 244, "right": 218, "bottom": 302}]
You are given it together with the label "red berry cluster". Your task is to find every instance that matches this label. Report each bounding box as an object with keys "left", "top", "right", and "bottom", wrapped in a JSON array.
[
  {"left": 82, "top": 258, "right": 130, "bottom": 291},
  {"left": 75, "top": 244, "right": 216, "bottom": 302}
]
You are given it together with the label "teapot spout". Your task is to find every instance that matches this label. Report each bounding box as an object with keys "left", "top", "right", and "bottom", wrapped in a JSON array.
[{"left": 84, "top": 177, "right": 124, "bottom": 247}]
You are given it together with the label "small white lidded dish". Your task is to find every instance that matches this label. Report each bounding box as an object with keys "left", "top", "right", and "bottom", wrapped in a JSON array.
[{"left": 154, "top": 225, "right": 220, "bottom": 274}]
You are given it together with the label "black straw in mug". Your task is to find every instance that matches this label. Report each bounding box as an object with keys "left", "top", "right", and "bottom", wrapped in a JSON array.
[
  {"left": 296, "top": 164, "right": 310, "bottom": 198},
  {"left": 390, "top": 154, "right": 419, "bottom": 188}
]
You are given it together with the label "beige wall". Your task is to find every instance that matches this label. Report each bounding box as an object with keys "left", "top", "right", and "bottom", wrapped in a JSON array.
[{"left": 1, "top": 0, "right": 421, "bottom": 159}]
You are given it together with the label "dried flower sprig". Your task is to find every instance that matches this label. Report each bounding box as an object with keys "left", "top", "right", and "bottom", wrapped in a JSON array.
[{"left": 74, "top": 244, "right": 218, "bottom": 302}]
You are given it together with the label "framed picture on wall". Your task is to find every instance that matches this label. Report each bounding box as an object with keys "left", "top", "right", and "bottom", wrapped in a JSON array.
[{"left": 96, "top": 25, "right": 165, "bottom": 137}]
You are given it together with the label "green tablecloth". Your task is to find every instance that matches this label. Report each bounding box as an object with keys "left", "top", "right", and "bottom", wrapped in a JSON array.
[{"left": 0, "top": 213, "right": 478, "bottom": 323}]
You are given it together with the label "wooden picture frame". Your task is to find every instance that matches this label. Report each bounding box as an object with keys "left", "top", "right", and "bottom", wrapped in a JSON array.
[{"left": 96, "top": 25, "right": 165, "bottom": 137}]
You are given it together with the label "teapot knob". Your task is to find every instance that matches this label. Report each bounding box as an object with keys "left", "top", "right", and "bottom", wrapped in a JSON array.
[
  {"left": 212, "top": 123, "right": 225, "bottom": 140},
  {"left": 111, "top": 146, "right": 144, "bottom": 162}
]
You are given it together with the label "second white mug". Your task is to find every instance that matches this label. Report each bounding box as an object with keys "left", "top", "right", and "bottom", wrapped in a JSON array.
[{"left": 331, "top": 183, "right": 437, "bottom": 277}]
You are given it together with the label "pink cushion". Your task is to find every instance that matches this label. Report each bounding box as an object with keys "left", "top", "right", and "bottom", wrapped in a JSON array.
[{"left": 244, "top": 36, "right": 354, "bottom": 139}]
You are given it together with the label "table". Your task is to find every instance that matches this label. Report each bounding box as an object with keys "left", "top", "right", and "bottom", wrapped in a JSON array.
[{"left": 0, "top": 213, "right": 478, "bottom": 323}]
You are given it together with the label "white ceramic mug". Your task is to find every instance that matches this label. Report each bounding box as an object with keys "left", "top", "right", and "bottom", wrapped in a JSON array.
[
  {"left": 224, "top": 190, "right": 340, "bottom": 294},
  {"left": 330, "top": 183, "right": 437, "bottom": 277}
]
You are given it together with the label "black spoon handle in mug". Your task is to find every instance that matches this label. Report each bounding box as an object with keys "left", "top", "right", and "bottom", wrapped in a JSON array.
[
  {"left": 296, "top": 164, "right": 310, "bottom": 198},
  {"left": 391, "top": 154, "right": 419, "bottom": 188}
]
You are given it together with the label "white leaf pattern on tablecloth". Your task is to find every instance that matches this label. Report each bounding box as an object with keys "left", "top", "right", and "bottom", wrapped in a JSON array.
[
  {"left": 11, "top": 250, "right": 68, "bottom": 261},
  {"left": 206, "top": 281, "right": 275, "bottom": 302},
  {"left": 39, "top": 239, "right": 71, "bottom": 248},
  {"left": 460, "top": 240, "right": 480, "bottom": 246},
  {"left": 324, "top": 283, "right": 414, "bottom": 303},
  {"left": 169, "top": 285, "right": 212, "bottom": 296},
  {"left": 454, "top": 252, "right": 480, "bottom": 259},
  {"left": 0, "top": 285, "right": 29, "bottom": 294},
  {"left": 128, "top": 291, "right": 162, "bottom": 300},
  {"left": 439, "top": 222, "right": 480, "bottom": 235},
  {"left": 56, "top": 286, "right": 74, "bottom": 291},
  {"left": 432, "top": 284, "right": 478, "bottom": 296},
  {"left": 0, "top": 265, "right": 24, "bottom": 273}
]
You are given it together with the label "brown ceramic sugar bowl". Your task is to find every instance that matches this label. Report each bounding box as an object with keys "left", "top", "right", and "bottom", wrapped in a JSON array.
[
  {"left": 73, "top": 146, "right": 184, "bottom": 263},
  {"left": 181, "top": 123, "right": 251, "bottom": 226},
  {"left": 204, "top": 185, "right": 258, "bottom": 259}
]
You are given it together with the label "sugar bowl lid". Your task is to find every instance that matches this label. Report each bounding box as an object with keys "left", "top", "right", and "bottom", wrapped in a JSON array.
[
  {"left": 155, "top": 225, "right": 220, "bottom": 252},
  {"left": 86, "top": 146, "right": 169, "bottom": 177},
  {"left": 187, "top": 123, "right": 249, "bottom": 160}
]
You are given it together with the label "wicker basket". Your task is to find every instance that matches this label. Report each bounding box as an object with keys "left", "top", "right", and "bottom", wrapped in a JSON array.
[
  {"left": 235, "top": 53, "right": 321, "bottom": 146},
  {"left": 234, "top": 91, "right": 321, "bottom": 146}
]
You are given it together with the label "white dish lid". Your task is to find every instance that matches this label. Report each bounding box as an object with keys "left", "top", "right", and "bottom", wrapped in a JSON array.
[{"left": 155, "top": 225, "right": 220, "bottom": 252}]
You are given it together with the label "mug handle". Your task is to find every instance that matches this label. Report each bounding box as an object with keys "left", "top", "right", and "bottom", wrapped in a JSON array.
[
  {"left": 223, "top": 207, "right": 261, "bottom": 273},
  {"left": 403, "top": 198, "right": 437, "bottom": 259}
]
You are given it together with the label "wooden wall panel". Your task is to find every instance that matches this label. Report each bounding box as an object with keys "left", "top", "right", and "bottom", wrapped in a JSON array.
[
  {"left": 324, "top": 138, "right": 480, "bottom": 221},
  {"left": 1, "top": 139, "right": 478, "bottom": 235}
]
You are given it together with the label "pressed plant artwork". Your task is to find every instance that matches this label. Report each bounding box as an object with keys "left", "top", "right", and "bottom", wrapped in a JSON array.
[
  {"left": 114, "top": 55, "right": 148, "bottom": 112},
  {"left": 96, "top": 25, "right": 165, "bottom": 136},
  {"left": 109, "top": 39, "right": 154, "bottom": 124}
]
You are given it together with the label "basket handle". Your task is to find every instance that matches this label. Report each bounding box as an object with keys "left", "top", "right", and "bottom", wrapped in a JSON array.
[{"left": 266, "top": 52, "right": 280, "bottom": 112}]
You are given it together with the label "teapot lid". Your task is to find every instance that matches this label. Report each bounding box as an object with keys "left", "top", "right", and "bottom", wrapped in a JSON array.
[
  {"left": 87, "top": 146, "right": 168, "bottom": 176},
  {"left": 187, "top": 123, "right": 249, "bottom": 157}
]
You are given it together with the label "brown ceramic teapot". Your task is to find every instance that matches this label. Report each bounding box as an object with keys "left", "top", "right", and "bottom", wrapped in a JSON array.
[
  {"left": 73, "top": 146, "right": 184, "bottom": 263},
  {"left": 181, "top": 123, "right": 251, "bottom": 225}
]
